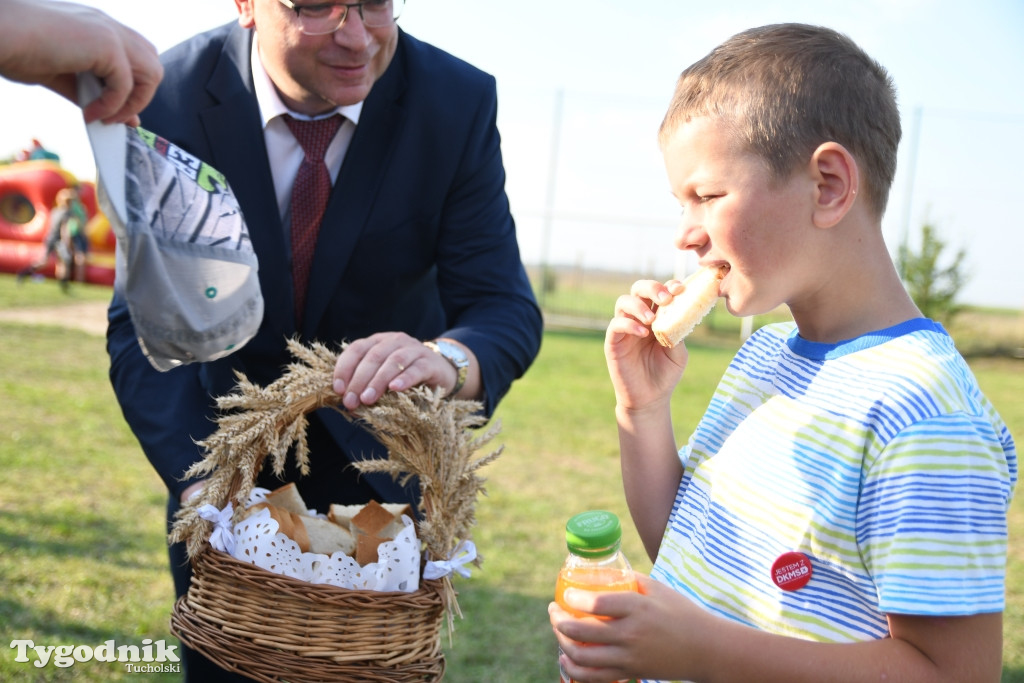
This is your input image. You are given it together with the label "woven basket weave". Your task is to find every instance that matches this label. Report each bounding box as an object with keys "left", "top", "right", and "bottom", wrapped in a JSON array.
[{"left": 170, "top": 543, "right": 446, "bottom": 682}]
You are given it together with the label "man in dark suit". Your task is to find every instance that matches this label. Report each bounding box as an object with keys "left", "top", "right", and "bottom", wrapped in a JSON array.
[{"left": 106, "top": 1, "right": 542, "bottom": 678}]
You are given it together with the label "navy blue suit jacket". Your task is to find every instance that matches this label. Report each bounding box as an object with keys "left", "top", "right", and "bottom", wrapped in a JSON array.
[{"left": 107, "top": 23, "right": 542, "bottom": 509}]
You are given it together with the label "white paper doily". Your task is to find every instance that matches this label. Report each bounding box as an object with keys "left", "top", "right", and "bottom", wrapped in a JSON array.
[{"left": 229, "top": 506, "right": 421, "bottom": 592}]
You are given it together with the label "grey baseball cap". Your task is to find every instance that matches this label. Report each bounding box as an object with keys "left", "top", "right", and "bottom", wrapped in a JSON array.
[{"left": 81, "top": 75, "right": 264, "bottom": 371}]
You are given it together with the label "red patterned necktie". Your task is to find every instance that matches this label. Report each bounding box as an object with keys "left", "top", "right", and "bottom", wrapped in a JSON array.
[{"left": 283, "top": 114, "right": 343, "bottom": 325}]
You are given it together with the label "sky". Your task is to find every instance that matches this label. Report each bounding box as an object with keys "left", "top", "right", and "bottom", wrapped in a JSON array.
[{"left": 1, "top": 0, "right": 1022, "bottom": 309}]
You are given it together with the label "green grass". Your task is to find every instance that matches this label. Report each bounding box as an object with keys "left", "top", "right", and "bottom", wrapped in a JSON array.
[
  {"left": 0, "top": 273, "right": 1022, "bottom": 681},
  {"left": 1, "top": 323, "right": 178, "bottom": 682},
  {"left": 0, "top": 275, "right": 111, "bottom": 309}
]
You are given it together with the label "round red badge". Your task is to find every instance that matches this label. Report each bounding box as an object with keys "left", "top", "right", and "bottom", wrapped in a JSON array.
[{"left": 771, "top": 551, "right": 813, "bottom": 591}]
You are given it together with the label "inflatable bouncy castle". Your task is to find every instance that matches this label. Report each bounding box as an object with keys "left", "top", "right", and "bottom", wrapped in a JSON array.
[{"left": 0, "top": 159, "right": 115, "bottom": 286}]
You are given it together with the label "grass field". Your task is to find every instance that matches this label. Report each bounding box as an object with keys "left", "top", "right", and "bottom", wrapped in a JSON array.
[{"left": 0, "top": 274, "right": 1021, "bottom": 681}]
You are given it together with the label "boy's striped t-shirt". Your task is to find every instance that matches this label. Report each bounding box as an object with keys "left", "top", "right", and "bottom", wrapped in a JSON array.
[{"left": 650, "top": 318, "right": 1017, "bottom": 645}]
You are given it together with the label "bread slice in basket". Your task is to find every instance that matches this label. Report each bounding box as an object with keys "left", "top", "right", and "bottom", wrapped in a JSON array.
[
  {"left": 246, "top": 484, "right": 410, "bottom": 562},
  {"left": 302, "top": 515, "right": 356, "bottom": 556}
]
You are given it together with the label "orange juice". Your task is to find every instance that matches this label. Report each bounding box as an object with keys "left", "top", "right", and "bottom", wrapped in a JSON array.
[
  {"left": 555, "top": 566, "right": 638, "bottom": 618},
  {"left": 555, "top": 511, "right": 638, "bottom": 683}
]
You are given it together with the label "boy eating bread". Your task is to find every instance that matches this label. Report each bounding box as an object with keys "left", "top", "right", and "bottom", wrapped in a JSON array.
[{"left": 550, "top": 23, "right": 1017, "bottom": 683}]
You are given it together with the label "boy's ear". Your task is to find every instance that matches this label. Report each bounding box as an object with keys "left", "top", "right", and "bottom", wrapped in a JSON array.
[{"left": 809, "top": 142, "right": 859, "bottom": 228}]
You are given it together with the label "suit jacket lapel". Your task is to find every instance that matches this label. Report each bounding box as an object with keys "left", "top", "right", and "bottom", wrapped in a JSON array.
[
  {"left": 301, "top": 34, "right": 409, "bottom": 335},
  {"left": 199, "top": 25, "right": 297, "bottom": 336}
]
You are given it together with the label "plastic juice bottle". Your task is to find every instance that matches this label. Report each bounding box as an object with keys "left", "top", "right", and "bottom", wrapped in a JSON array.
[{"left": 555, "top": 510, "right": 638, "bottom": 683}]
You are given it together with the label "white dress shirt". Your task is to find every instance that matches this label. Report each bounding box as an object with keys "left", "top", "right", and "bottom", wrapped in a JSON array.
[{"left": 250, "top": 31, "right": 363, "bottom": 223}]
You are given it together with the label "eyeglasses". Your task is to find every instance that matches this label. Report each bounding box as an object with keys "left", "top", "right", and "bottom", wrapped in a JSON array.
[{"left": 277, "top": 0, "right": 404, "bottom": 35}]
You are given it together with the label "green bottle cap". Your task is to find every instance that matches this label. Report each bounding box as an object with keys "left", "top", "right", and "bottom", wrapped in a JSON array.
[{"left": 565, "top": 510, "right": 622, "bottom": 557}]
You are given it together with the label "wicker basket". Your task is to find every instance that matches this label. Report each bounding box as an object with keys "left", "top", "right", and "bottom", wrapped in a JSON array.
[
  {"left": 166, "top": 342, "right": 501, "bottom": 681},
  {"left": 170, "top": 545, "right": 446, "bottom": 682}
]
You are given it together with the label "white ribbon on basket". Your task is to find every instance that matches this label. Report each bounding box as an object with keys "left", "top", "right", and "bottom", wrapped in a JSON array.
[
  {"left": 197, "top": 502, "right": 235, "bottom": 555},
  {"left": 423, "top": 540, "right": 477, "bottom": 580}
]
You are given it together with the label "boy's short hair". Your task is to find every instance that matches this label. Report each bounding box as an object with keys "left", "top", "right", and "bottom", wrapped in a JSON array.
[{"left": 659, "top": 23, "right": 901, "bottom": 217}]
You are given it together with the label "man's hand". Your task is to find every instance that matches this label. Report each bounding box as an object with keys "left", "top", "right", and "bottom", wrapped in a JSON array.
[
  {"left": 0, "top": 0, "right": 163, "bottom": 125},
  {"left": 332, "top": 332, "right": 478, "bottom": 410}
]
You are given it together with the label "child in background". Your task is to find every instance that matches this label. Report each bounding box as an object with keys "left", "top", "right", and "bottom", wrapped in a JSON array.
[
  {"left": 18, "top": 185, "right": 88, "bottom": 288},
  {"left": 549, "top": 23, "right": 1017, "bottom": 683}
]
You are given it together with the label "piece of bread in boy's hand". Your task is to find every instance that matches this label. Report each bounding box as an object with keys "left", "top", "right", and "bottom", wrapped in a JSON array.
[
  {"left": 264, "top": 482, "right": 309, "bottom": 516},
  {"left": 302, "top": 516, "right": 356, "bottom": 556},
  {"left": 651, "top": 265, "right": 727, "bottom": 348}
]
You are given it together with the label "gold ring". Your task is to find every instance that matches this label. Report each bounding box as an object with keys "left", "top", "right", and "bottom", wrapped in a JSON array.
[{"left": 397, "top": 363, "right": 406, "bottom": 372}]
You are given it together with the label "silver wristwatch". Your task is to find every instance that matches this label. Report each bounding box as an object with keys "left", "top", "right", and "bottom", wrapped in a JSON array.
[{"left": 423, "top": 339, "right": 469, "bottom": 396}]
